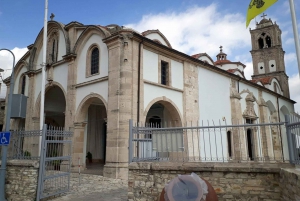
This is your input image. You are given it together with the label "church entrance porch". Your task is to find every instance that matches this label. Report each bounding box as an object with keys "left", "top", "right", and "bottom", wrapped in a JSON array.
[{"left": 74, "top": 95, "right": 107, "bottom": 175}]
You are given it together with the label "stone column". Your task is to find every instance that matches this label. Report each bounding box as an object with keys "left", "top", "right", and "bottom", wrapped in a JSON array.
[
  {"left": 63, "top": 54, "right": 77, "bottom": 131},
  {"left": 72, "top": 122, "right": 86, "bottom": 170},
  {"left": 229, "top": 81, "right": 244, "bottom": 161},
  {"left": 183, "top": 62, "right": 199, "bottom": 161},
  {"left": 258, "top": 95, "right": 272, "bottom": 160},
  {"left": 103, "top": 33, "right": 139, "bottom": 179},
  {"left": 25, "top": 71, "right": 36, "bottom": 130}
]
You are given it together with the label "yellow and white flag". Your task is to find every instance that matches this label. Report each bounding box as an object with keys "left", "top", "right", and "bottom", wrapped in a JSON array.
[{"left": 246, "top": 0, "right": 278, "bottom": 27}]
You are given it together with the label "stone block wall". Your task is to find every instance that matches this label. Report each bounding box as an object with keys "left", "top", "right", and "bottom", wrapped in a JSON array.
[
  {"left": 280, "top": 168, "right": 300, "bottom": 201},
  {"left": 128, "top": 162, "right": 294, "bottom": 201},
  {"left": 2, "top": 160, "right": 39, "bottom": 201}
]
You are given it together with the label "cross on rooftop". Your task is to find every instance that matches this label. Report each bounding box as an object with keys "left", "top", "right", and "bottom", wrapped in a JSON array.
[
  {"left": 261, "top": 13, "right": 267, "bottom": 19},
  {"left": 50, "top": 13, "right": 55, "bottom": 21},
  {"left": 219, "top": 46, "right": 223, "bottom": 52}
]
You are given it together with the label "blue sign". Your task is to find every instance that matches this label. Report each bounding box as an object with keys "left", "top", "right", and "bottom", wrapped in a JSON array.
[{"left": 0, "top": 132, "right": 10, "bottom": 145}]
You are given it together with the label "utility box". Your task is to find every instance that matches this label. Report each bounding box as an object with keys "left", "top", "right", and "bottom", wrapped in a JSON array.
[{"left": 10, "top": 94, "right": 28, "bottom": 118}]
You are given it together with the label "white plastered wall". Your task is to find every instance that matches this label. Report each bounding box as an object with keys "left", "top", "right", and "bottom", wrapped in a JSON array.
[
  {"left": 143, "top": 83, "right": 183, "bottom": 116},
  {"left": 52, "top": 63, "right": 68, "bottom": 92},
  {"left": 144, "top": 33, "right": 168, "bottom": 46},
  {"left": 216, "top": 63, "right": 244, "bottom": 72},
  {"left": 171, "top": 60, "right": 183, "bottom": 90},
  {"left": 198, "top": 67, "right": 232, "bottom": 161},
  {"left": 143, "top": 49, "right": 158, "bottom": 83},
  {"left": 278, "top": 98, "right": 294, "bottom": 160},
  {"left": 198, "top": 55, "right": 214, "bottom": 65},
  {"left": 75, "top": 80, "right": 108, "bottom": 110},
  {"left": 76, "top": 34, "right": 108, "bottom": 84},
  {"left": 57, "top": 30, "right": 66, "bottom": 61},
  {"left": 34, "top": 73, "right": 42, "bottom": 102}
]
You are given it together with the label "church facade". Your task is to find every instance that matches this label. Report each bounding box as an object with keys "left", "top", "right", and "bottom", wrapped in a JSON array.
[{"left": 3, "top": 17, "right": 296, "bottom": 179}]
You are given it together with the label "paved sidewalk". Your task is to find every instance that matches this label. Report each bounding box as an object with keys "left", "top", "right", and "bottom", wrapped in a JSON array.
[{"left": 51, "top": 173, "right": 128, "bottom": 201}]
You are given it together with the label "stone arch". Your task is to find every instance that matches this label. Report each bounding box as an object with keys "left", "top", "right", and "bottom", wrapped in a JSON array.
[
  {"left": 73, "top": 26, "right": 110, "bottom": 54},
  {"left": 75, "top": 93, "right": 108, "bottom": 123},
  {"left": 34, "top": 81, "right": 67, "bottom": 118},
  {"left": 31, "top": 21, "right": 69, "bottom": 70},
  {"left": 143, "top": 96, "right": 183, "bottom": 127},
  {"left": 74, "top": 93, "right": 108, "bottom": 165},
  {"left": 266, "top": 100, "right": 277, "bottom": 114}
]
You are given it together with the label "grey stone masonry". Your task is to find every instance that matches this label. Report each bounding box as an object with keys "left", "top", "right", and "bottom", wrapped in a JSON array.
[
  {"left": 128, "top": 162, "right": 294, "bottom": 201},
  {"left": 2, "top": 160, "right": 39, "bottom": 201},
  {"left": 280, "top": 168, "right": 300, "bottom": 201}
]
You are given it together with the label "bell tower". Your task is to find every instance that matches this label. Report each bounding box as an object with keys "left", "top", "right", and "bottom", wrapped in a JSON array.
[{"left": 250, "top": 14, "right": 290, "bottom": 98}]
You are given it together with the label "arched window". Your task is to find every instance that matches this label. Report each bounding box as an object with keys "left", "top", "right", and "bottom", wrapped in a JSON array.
[
  {"left": 21, "top": 75, "right": 26, "bottom": 95},
  {"left": 91, "top": 47, "right": 99, "bottom": 75},
  {"left": 266, "top": 36, "right": 272, "bottom": 48},
  {"left": 52, "top": 40, "right": 56, "bottom": 62},
  {"left": 47, "top": 29, "right": 59, "bottom": 64},
  {"left": 258, "top": 38, "right": 264, "bottom": 49}
]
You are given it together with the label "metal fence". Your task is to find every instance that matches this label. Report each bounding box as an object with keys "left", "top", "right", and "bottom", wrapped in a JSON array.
[
  {"left": 129, "top": 119, "right": 289, "bottom": 163},
  {"left": 0, "top": 129, "right": 42, "bottom": 160},
  {"left": 37, "top": 125, "right": 73, "bottom": 200},
  {"left": 286, "top": 114, "right": 300, "bottom": 165}
]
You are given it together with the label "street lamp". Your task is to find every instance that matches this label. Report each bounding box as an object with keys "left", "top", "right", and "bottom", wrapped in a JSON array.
[{"left": 0, "top": 48, "right": 15, "bottom": 201}]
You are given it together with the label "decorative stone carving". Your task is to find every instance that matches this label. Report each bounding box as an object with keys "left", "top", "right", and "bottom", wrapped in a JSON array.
[
  {"left": 243, "top": 93, "right": 258, "bottom": 119},
  {"left": 230, "top": 87, "right": 241, "bottom": 99}
]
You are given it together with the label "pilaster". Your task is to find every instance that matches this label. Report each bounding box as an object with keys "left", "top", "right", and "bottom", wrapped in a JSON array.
[{"left": 103, "top": 32, "right": 139, "bottom": 179}]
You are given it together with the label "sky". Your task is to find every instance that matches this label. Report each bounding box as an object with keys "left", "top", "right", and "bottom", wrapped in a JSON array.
[{"left": 0, "top": 0, "right": 300, "bottom": 113}]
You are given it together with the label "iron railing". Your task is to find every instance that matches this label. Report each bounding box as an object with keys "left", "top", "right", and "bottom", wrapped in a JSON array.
[
  {"left": 129, "top": 119, "right": 289, "bottom": 163},
  {"left": 0, "top": 129, "right": 42, "bottom": 160},
  {"left": 286, "top": 114, "right": 300, "bottom": 165}
]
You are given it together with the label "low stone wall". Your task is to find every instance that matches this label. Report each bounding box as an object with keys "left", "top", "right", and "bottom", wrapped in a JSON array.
[
  {"left": 1, "top": 160, "right": 39, "bottom": 201},
  {"left": 280, "top": 168, "right": 300, "bottom": 201},
  {"left": 128, "top": 162, "right": 294, "bottom": 201}
]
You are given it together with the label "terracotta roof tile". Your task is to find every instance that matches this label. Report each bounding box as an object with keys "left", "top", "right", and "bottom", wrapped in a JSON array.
[{"left": 251, "top": 76, "right": 273, "bottom": 85}]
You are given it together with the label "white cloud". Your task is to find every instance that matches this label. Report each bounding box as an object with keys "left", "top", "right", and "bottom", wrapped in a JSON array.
[
  {"left": 125, "top": 4, "right": 251, "bottom": 57},
  {"left": 0, "top": 47, "right": 28, "bottom": 97},
  {"left": 289, "top": 74, "right": 300, "bottom": 113},
  {"left": 285, "top": 52, "right": 297, "bottom": 63},
  {"left": 244, "top": 62, "right": 254, "bottom": 80}
]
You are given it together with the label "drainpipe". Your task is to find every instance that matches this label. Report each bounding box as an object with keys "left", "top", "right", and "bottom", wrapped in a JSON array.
[
  {"left": 137, "top": 39, "right": 144, "bottom": 123},
  {"left": 237, "top": 77, "right": 241, "bottom": 93}
]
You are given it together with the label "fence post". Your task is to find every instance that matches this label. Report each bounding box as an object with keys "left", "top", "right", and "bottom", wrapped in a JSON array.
[
  {"left": 128, "top": 119, "right": 133, "bottom": 164},
  {"left": 285, "top": 115, "right": 295, "bottom": 164},
  {"left": 36, "top": 124, "right": 47, "bottom": 201}
]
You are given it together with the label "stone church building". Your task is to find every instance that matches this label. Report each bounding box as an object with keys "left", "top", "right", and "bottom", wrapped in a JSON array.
[{"left": 3, "top": 17, "right": 296, "bottom": 179}]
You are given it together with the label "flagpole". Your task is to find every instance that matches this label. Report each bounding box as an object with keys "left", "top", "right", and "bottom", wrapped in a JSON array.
[
  {"left": 289, "top": 0, "right": 300, "bottom": 78},
  {"left": 39, "top": 0, "right": 48, "bottom": 155}
]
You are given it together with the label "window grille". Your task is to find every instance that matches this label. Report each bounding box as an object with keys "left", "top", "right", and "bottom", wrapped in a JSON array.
[
  {"left": 91, "top": 48, "right": 99, "bottom": 75},
  {"left": 161, "top": 61, "right": 169, "bottom": 85}
]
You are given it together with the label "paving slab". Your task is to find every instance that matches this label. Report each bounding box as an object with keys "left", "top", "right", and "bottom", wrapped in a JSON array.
[{"left": 50, "top": 173, "right": 127, "bottom": 201}]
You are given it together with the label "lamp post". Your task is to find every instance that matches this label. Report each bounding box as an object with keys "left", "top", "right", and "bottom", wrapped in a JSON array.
[{"left": 0, "top": 48, "right": 15, "bottom": 201}]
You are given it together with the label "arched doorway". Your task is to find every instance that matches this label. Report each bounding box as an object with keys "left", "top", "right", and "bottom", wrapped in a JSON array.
[
  {"left": 145, "top": 101, "right": 182, "bottom": 127},
  {"left": 144, "top": 100, "right": 183, "bottom": 160},
  {"left": 44, "top": 86, "right": 66, "bottom": 127},
  {"left": 85, "top": 103, "right": 107, "bottom": 164},
  {"left": 246, "top": 129, "right": 254, "bottom": 161},
  {"left": 75, "top": 94, "right": 107, "bottom": 174}
]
